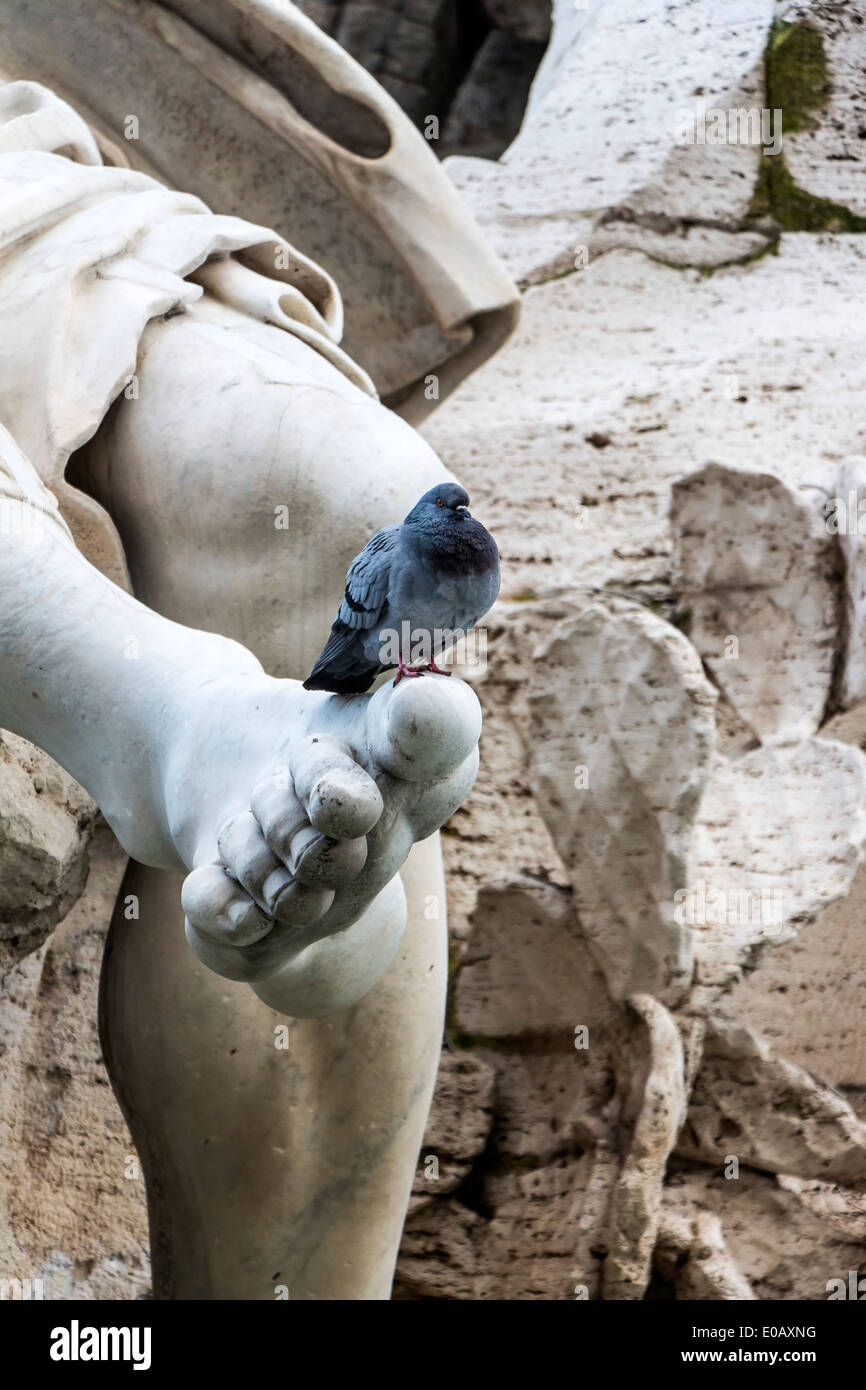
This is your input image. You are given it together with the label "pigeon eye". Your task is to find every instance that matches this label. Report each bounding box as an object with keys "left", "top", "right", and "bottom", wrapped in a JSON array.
[{"left": 436, "top": 497, "right": 444, "bottom": 506}]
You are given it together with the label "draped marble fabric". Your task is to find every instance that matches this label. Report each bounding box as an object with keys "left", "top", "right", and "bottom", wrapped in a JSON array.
[
  {"left": 0, "top": 422, "right": 73, "bottom": 546},
  {"left": 0, "top": 0, "right": 519, "bottom": 417},
  {"left": 0, "top": 76, "right": 380, "bottom": 576}
]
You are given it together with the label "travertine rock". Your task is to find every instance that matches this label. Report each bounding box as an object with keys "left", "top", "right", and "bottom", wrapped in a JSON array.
[
  {"left": 671, "top": 463, "right": 839, "bottom": 740},
  {"left": 778, "top": 5, "right": 866, "bottom": 220},
  {"left": 603, "top": 995, "right": 687, "bottom": 1300},
  {"left": 409, "top": 1049, "right": 495, "bottom": 1201},
  {"left": 398, "top": 1144, "right": 615, "bottom": 1301},
  {"left": 425, "top": 236, "right": 866, "bottom": 609},
  {"left": 594, "top": 53, "right": 772, "bottom": 271},
  {"left": 0, "top": 825, "right": 148, "bottom": 1300},
  {"left": 393, "top": 1198, "right": 484, "bottom": 1300},
  {"left": 690, "top": 739, "right": 866, "bottom": 1003},
  {"left": 477, "top": 1151, "right": 604, "bottom": 1300},
  {"left": 833, "top": 456, "right": 866, "bottom": 708},
  {"left": 440, "top": 29, "right": 547, "bottom": 161},
  {"left": 724, "top": 851, "right": 866, "bottom": 1089},
  {"left": 526, "top": 600, "right": 716, "bottom": 1007},
  {"left": 446, "top": 0, "right": 776, "bottom": 282},
  {"left": 481, "top": 0, "right": 551, "bottom": 43},
  {"left": 0, "top": 731, "right": 96, "bottom": 976},
  {"left": 397, "top": 860, "right": 619, "bottom": 1300},
  {"left": 396, "top": 1039, "right": 619, "bottom": 1300},
  {"left": 454, "top": 874, "right": 598, "bottom": 1037},
  {"left": 656, "top": 1211, "right": 757, "bottom": 1300},
  {"left": 679, "top": 1018, "right": 866, "bottom": 1183},
  {"left": 410, "top": 0, "right": 866, "bottom": 1304},
  {"left": 661, "top": 1164, "right": 866, "bottom": 1301},
  {"left": 296, "top": 0, "right": 550, "bottom": 157},
  {"left": 488, "top": 1050, "right": 612, "bottom": 1164}
]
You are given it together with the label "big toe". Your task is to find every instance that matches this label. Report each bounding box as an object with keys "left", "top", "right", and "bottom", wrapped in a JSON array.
[{"left": 367, "top": 674, "right": 482, "bottom": 782}]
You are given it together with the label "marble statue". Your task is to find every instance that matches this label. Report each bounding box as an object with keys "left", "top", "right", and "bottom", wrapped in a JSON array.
[{"left": 0, "top": 0, "right": 518, "bottom": 1299}]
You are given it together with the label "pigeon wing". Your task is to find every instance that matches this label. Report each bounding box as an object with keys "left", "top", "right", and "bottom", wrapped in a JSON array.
[
  {"left": 303, "top": 526, "right": 399, "bottom": 687},
  {"left": 336, "top": 525, "right": 399, "bottom": 631}
]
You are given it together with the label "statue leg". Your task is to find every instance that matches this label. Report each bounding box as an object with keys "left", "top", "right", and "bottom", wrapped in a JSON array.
[
  {"left": 101, "top": 838, "right": 446, "bottom": 1300},
  {"left": 73, "top": 304, "right": 460, "bottom": 1297}
]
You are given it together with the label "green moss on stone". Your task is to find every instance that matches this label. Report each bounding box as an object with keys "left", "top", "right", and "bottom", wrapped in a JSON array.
[
  {"left": 747, "top": 18, "right": 866, "bottom": 233},
  {"left": 751, "top": 154, "right": 866, "bottom": 232},
  {"left": 765, "top": 18, "right": 830, "bottom": 133}
]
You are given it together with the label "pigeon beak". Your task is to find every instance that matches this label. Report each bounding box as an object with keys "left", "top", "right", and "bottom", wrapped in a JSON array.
[{"left": 456, "top": 505, "right": 469, "bottom": 515}]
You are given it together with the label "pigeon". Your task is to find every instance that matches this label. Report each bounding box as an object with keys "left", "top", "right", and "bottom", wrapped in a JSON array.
[{"left": 303, "top": 482, "right": 500, "bottom": 694}]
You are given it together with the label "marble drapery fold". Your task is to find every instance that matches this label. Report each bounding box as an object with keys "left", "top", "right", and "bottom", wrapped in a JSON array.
[
  {"left": 0, "top": 0, "right": 520, "bottom": 420},
  {"left": 0, "top": 77, "right": 375, "bottom": 578}
]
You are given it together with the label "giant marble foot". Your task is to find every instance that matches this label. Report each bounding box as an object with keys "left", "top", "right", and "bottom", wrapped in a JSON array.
[{"left": 171, "top": 667, "right": 481, "bottom": 1013}]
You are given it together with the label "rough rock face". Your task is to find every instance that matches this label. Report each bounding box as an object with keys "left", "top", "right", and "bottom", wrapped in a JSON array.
[
  {"left": 393, "top": 0, "right": 866, "bottom": 1299},
  {"left": 526, "top": 601, "right": 715, "bottom": 1008},
  {"left": 691, "top": 739, "right": 866, "bottom": 1005},
  {"left": 8, "top": 0, "right": 866, "bottom": 1303},
  {"left": 602, "top": 995, "right": 687, "bottom": 1300},
  {"left": 671, "top": 463, "right": 840, "bottom": 740},
  {"left": 406, "top": 1048, "right": 495, "bottom": 1202},
  {"left": 395, "top": 874, "right": 620, "bottom": 1300},
  {"left": 834, "top": 456, "right": 866, "bottom": 708},
  {"left": 0, "top": 825, "right": 148, "bottom": 1300},
  {"left": 446, "top": 0, "right": 776, "bottom": 283},
  {"left": 294, "top": 0, "right": 551, "bottom": 155},
  {"left": 679, "top": 1019, "right": 866, "bottom": 1185},
  {"left": 0, "top": 731, "right": 97, "bottom": 976},
  {"left": 769, "top": 4, "right": 866, "bottom": 220},
  {"left": 453, "top": 874, "right": 600, "bottom": 1037}
]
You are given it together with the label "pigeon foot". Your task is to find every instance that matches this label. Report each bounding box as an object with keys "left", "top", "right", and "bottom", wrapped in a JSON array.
[
  {"left": 394, "top": 659, "right": 424, "bottom": 685},
  {"left": 393, "top": 658, "right": 452, "bottom": 685}
]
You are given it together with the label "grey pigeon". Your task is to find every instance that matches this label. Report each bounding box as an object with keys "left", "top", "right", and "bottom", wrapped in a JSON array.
[{"left": 303, "top": 482, "right": 500, "bottom": 694}]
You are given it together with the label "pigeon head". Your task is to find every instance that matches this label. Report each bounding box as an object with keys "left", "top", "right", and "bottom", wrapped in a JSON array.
[{"left": 405, "top": 483, "right": 471, "bottom": 527}]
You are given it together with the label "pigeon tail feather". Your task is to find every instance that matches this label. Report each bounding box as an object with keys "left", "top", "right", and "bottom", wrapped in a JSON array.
[{"left": 302, "top": 665, "right": 381, "bottom": 694}]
